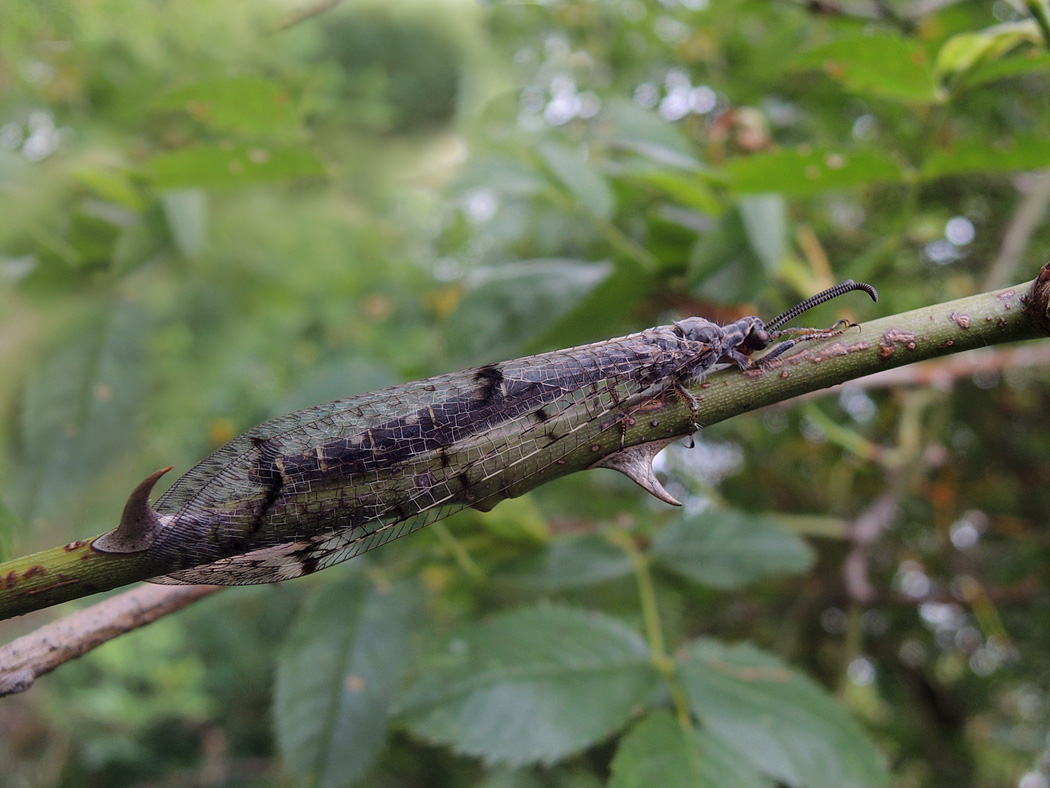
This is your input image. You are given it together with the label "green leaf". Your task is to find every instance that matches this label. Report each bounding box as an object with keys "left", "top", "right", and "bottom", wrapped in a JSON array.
[
  {"left": 445, "top": 259, "right": 612, "bottom": 362},
  {"left": 15, "top": 302, "right": 149, "bottom": 521},
  {"left": 74, "top": 165, "right": 145, "bottom": 210},
  {"left": 523, "top": 257, "right": 653, "bottom": 352},
  {"left": 538, "top": 142, "right": 616, "bottom": 219},
  {"left": 275, "top": 574, "right": 423, "bottom": 788},
  {"left": 154, "top": 76, "right": 300, "bottom": 134},
  {"left": 738, "top": 195, "right": 786, "bottom": 272},
  {"left": 922, "top": 133, "right": 1050, "bottom": 179},
  {"left": 396, "top": 605, "right": 660, "bottom": 766},
  {"left": 148, "top": 144, "right": 324, "bottom": 189},
  {"left": 651, "top": 510, "right": 814, "bottom": 590},
  {"left": 689, "top": 207, "right": 768, "bottom": 303},
  {"left": 935, "top": 22, "right": 1040, "bottom": 85},
  {"left": 472, "top": 495, "right": 550, "bottom": 544},
  {"left": 55, "top": 613, "right": 213, "bottom": 727},
  {"left": 680, "top": 640, "right": 887, "bottom": 788},
  {"left": 625, "top": 166, "right": 722, "bottom": 215},
  {"left": 65, "top": 200, "right": 127, "bottom": 268},
  {"left": 275, "top": 358, "right": 398, "bottom": 416},
  {"left": 601, "top": 99, "right": 702, "bottom": 170},
  {"left": 723, "top": 147, "right": 907, "bottom": 197},
  {"left": 0, "top": 496, "right": 19, "bottom": 562},
  {"left": 111, "top": 204, "right": 169, "bottom": 275},
  {"left": 959, "top": 51, "right": 1050, "bottom": 89},
  {"left": 454, "top": 154, "right": 549, "bottom": 197},
  {"left": 474, "top": 767, "right": 601, "bottom": 788},
  {"left": 793, "top": 34, "right": 940, "bottom": 102},
  {"left": 493, "top": 534, "right": 634, "bottom": 591},
  {"left": 609, "top": 710, "right": 770, "bottom": 788},
  {"left": 475, "top": 768, "right": 551, "bottom": 788},
  {"left": 160, "top": 189, "right": 207, "bottom": 258},
  {"left": 774, "top": 513, "right": 850, "bottom": 540}
]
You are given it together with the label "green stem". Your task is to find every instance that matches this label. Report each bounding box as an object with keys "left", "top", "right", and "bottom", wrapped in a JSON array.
[
  {"left": 1026, "top": 0, "right": 1050, "bottom": 50},
  {"left": 609, "top": 532, "right": 669, "bottom": 662},
  {"left": 609, "top": 531, "right": 699, "bottom": 754},
  {"left": 431, "top": 522, "right": 484, "bottom": 581},
  {"left": 0, "top": 539, "right": 168, "bottom": 619},
  {"left": 800, "top": 405, "right": 881, "bottom": 462}
]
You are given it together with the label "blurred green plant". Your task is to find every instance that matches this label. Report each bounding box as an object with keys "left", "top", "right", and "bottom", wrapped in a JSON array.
[{"left": 2, "top": 1, "right": 1050, "bottom": 787}]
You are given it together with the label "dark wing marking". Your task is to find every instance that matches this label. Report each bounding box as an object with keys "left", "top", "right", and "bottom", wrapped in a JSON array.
[
  {"left": 149, "top": 328, "right": 718, "bottom": 585},
  {"left": 151, "top": 383, "right": 625, "bottom": 585}
]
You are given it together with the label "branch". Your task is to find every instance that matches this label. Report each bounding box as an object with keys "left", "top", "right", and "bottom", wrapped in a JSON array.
[
  {"left": 0, "top": 584, "right": 220, "bottom": 695},
  {"left": 0, "top": 277, "right": 1045, "bottom": 619},
  {"left": 0, "top": 269, "right": 1047, "bottom": 693},
  {"left": 843, "top": 490, "right": 905, "bottom": 605},
  {"left": 1025, "top": 0, "right": 1050, "bottom": 51},
  {"left": 983, "top": 170, "right": 1050, "bottom": 290},
  {"left": 805, "top": 342, "right": 1050, "bottom": 396}
]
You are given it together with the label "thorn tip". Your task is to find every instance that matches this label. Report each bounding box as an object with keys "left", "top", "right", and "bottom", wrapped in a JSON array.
[
  {"left": 593, "top": 439, "right": 681, "bottom": 506},
  {"left": 93, "top": 468, "right": 172, "bottom": 554}
]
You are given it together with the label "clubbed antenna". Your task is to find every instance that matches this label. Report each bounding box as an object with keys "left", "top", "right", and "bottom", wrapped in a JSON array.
[{"left": 765, "top": 280, "right": 879, "bottom": 332}]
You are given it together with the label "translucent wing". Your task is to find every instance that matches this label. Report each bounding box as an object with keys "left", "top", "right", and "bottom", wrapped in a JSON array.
[{"left": 149, "top": 328, "right": 715, "bottom": 585}]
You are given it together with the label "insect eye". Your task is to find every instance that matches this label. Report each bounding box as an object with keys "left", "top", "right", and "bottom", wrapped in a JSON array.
[{"left": 747, "top": 328, "right": 769, "bottom": 350}]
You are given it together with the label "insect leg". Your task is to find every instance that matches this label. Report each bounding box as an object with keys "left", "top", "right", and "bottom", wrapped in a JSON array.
[
  {"left": 597, "top": 378, "right": 633, "bottom": 449},
  {"left": 672, "top": 379, "right": 701, "bottom": 444},
  {"left": 759, "top": 320, "right": 858, "bottom": 364},
  {"left": 776, "top": 319, "right": 855, "bottom": 340},
  {"left": 723, "top": 347, "right": 756, "bottom": 370}
]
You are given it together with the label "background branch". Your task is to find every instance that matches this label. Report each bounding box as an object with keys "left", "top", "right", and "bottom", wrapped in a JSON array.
[
  {"left": 0, "top": 585, "right": 220, "bottom": 696},
  {"left": 983, "top": 170, "right": 1050, "bottom": 290},
  {"left": 809, "top": 342, "right": 1050, "bottom": 395}
]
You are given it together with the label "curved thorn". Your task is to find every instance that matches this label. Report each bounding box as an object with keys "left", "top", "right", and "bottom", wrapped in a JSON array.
[
  {"left": 593, "top": 439, "right": 681, "bottom": 506},
  {"left": 93, "top": 467, "right": 173, "bottom": 554}
]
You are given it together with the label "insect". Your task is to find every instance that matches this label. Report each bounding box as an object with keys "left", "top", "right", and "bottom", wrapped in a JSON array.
[{"left": 94, "top": 280, "right": 877, "bottom": 585}]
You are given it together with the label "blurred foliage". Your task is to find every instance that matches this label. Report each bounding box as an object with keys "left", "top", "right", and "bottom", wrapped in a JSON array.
[{"left": 2, "top": 1, "right": 1050, "bottom": 787}]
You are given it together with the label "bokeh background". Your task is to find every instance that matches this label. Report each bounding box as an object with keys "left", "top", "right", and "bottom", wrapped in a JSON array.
[{"left": 2, "top": 1, "right": 1050, "bottom": 786}]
